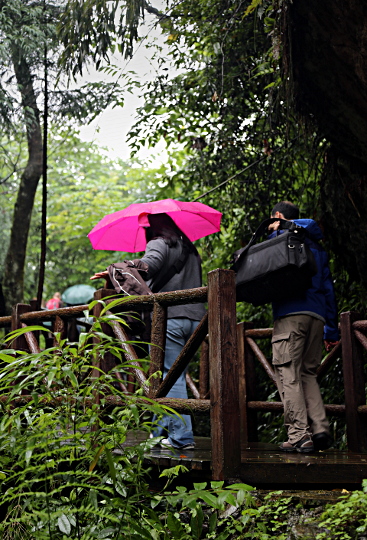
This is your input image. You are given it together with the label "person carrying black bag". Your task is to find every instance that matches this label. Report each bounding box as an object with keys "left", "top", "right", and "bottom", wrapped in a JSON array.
[{"left": 269, "top": 201, "right": 339, "bottom": 453}]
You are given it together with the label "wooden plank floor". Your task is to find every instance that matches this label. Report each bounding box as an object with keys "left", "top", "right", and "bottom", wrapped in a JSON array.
[{"left": 122, "top": 433, "right": 367, "bottom": 487}]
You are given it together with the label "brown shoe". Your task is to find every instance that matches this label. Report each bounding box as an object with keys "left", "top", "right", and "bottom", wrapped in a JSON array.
[{"left": 280, "top": 436, "right": 314, "bottom": 453}]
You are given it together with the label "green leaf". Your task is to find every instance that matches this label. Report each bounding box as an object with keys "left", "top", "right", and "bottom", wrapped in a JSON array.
[
  {"left": 89, "top": 445, "right": 105, "bottom": 472},
  {"left": 105, "top": 447, "right": 117, "bottom": 484},
  {"left": 0, "top": 353, "right": 16, "bottom": 363},
  {"left": 58, "top": 513, "right": 71, "bottom": 535},
  {"left": 224, "top": 492, "right": 237, "bottom": 506},
  {"left": 190, "top": 505, "right": 204, "bottom": 539},
  {"left": 97, "top": 527, "right": 117, "bottom": 539},
  {"left": 167, "top": 512, "right": 185, "bottom": 538},
  {"left": 199, "top": 492, "right": 219, "bottom": 508},
  {"left": 4, "top": 326, "right": 49, "bottom": 342},
  {"left": 225, "top": 483, "right": 254, "bottom": 491},
  {"left": 211, "top": 481, "right": 224, "bottom": 489},
  {"left": 127, "top": 519, "right": 154, "bottom": 539},
  {"left": 63, "top": 368, "right": 78, "bottom": 388},
  {"left": 193, "top": 482, "right": 207, "bottom": 490},
  {"left": 47, "top": 366, "right": 58, "bottom": 387},
  {"left": 209, "top": 511, "right": 218, "bottom": 533}
]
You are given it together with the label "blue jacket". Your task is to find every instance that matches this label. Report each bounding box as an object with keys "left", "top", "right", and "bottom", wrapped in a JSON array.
[{"left": 270, "top": 219, "right": 339, "bottom": 341}]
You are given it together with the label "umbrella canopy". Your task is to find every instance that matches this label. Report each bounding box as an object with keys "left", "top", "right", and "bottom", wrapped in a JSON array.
[
  {"left": 62, "top": 284, "right": 96, "bottom": 305},
  {"left": 87, "top": 198, "right": 222, "bottom": 252}
]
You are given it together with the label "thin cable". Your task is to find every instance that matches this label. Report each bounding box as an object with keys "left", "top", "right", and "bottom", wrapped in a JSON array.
[
  {"left": 193, "top": 136, "right": 300, "bottom": 201},
  {"left": 193, "top": 155, "right": 268, "bottom": 201}
]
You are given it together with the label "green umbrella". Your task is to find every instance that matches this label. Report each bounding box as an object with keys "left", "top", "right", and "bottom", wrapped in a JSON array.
[{"left": 61, "top": 284, "right": 96, "bottom": 306}]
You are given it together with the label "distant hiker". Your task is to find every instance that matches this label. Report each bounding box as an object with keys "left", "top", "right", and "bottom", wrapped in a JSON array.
[
  {"left": 269, "top": 201, "right": 339, "bottom": 453},
  {"left": 45, "top": 292, "right": 62, "bottom": 310}
]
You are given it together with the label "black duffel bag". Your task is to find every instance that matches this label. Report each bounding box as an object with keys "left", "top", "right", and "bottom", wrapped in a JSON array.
[{"left": 231, "top": 218, "right": 317, "bottom": 305}]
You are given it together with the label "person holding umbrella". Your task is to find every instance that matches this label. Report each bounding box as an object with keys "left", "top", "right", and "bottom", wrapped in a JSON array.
[{"left": 89, "top": 200, "right": 222, "bottom": 450}]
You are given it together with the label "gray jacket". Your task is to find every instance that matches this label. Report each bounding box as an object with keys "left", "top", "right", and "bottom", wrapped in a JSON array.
[{"left": 140, "top": 238, "right": 206, "bottom": 320}]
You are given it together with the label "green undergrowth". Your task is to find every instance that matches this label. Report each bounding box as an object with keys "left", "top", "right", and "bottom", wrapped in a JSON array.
[{"left": 0, "top": 299, "right": 366, "bottom": 539}]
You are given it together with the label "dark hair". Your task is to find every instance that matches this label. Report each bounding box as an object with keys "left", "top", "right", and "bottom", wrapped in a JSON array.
[
  {"left": 145, "top": 213, "right": 198, "bottom": 254},
  {"left": 271, "top": 201, "right": 300, "bottom": 220}
]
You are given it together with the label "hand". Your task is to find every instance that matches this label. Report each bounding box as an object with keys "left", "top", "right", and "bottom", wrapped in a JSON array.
[
  {"left": 90, "top": 270, "right": 108, "bottom": 280},
  {"left": 324, "top": 340, "right": 339, "bottom": 352},
  {"left": 268, "top": 220, "right": 280, "bottom": 231}
]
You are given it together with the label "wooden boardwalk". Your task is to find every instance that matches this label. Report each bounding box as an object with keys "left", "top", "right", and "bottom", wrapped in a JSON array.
[{"left": 122, "top": 433, "right": 367, "bottom": 488}]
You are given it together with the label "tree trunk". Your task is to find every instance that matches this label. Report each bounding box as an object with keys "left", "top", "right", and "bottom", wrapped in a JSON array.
[
  {"left": 286, "top": 0, "right": 367, "bottom": 288},
  {"left": 2, "top": 51, "right": 43, "bottom": 314},
  {"left": 288, "top": 0, "right": 367, "bottom": 166}
]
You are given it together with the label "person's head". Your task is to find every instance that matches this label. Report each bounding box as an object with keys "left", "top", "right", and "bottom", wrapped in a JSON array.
[
  {"left": 271, "top": 201, "right": 300, "bottom": 220},
  {"left": 54, "top": 292, "right": 61, "bottom": 299},
  {"left": 145, "top": 213, "right": 182, "bottom": 246},
  {"left": 145, "top": 213, "right": 197, "bottom": 253}
]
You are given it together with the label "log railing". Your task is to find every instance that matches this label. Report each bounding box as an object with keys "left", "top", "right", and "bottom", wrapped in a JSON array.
[
  {"left": 1, "top": 270, "right": 367, "bottom": 479},
  {"left": 238, "top": 312, "right": 367, "bottom": 453},
  {"left": 0, "top": 269, "right": 240, "bottom": 481}
]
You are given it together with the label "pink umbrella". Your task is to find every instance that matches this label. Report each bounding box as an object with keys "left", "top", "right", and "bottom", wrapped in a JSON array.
[{"left": 88, "top": 198, "right": 222, "bottom": 252}]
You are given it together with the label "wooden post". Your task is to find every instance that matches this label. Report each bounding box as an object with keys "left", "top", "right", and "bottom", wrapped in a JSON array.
[
  {"left": 244, "top": 325, "right": 259, "bottom": 443},
  {"left": 208, "top": 269, "right": 240, "bottom": 480},
  {"left": 53, "top": 316, "right": 67, "bottom": 347},
  {"left": 11, "top": 304, "right": 31, "bottom": 351},
  {"left": 29, "top": 299, "right": 40, "bottom": 346},
  {"left": 237, "top": 322, "right": 258, "bottom": 445},
  {"left": 93, "top": 289, "right": 119, "bottom": 374},
  {"left": 340, "top": 311, "right": 367, "bottom": 452},
  {"left": 199, "top": 337, "right": 209, "bottom": 398},
  {"left": 148, "top": 302, "right": 167, "bottom": 397},
  {"left": 92, "top": 289, "right": 115, "bottom": 405}
]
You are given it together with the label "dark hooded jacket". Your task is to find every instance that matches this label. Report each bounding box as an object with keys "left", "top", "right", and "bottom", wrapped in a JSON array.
[{"left": 269, "top": 219, "right": 339, "bottom": 341}]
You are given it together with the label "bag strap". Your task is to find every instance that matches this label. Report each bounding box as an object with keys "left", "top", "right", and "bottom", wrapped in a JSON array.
[
  {"left": 231, "top": 218, "right": 296, "bottom": 269},
  {"left": 250, "top": 218, "right": 296, "bottom": 245},
  {"left": 150, "top": 240, "right": 190, "bottom": 293}
]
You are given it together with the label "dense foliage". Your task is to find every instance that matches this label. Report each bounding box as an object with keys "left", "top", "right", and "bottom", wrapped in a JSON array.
[
  {"left": 0, "top": 310, "right": 257, "bottom": 539},
  {"left": 0, "top": 314, "right": 366, "bottom": 538},
  {"left": 0, "top": 128, "right": 175, "bottom": 304}
]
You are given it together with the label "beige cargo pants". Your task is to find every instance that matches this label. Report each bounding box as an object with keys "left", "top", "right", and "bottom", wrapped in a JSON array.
[{"left": 272, "top": 314, "right": 330, "bottom": 444}]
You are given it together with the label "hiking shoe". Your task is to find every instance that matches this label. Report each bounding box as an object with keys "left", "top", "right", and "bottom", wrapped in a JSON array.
[
  {"left": 280, "top": 436, "right": 314, "bottom": 453},
  {"left": 313, "top": 432, "right": 333, "bottom": 451},
  {"left": 159, "top": 438, "right": 195, "bottom": 450}
]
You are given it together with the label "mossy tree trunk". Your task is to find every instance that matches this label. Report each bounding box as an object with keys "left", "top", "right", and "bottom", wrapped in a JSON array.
[
  {"left": 288, "top": 0, "right": 367, "bottom": 287},
  {"left": 2, "top": 51, "right": 43, "bottom": 314}
]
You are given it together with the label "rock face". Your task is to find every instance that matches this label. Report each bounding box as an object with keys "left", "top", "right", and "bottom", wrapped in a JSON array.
[{"left": 288, "top": 0, "right": 367, "bottom": 288}]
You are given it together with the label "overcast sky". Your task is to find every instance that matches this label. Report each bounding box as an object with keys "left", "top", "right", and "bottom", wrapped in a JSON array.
[{"left": 77, "top": 7, "right": 169, "bottom": 165}]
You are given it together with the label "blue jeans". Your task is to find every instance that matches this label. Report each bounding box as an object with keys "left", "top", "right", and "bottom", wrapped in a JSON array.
[{"left": 152, "top": 318, "right": 199, "bottom": 447}]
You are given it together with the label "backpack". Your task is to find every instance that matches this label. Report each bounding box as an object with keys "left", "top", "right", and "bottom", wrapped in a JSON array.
[
  {"left": 107, "top": 241, "right": 190, "bottom": 337},
  {"left": 231, "top": 218, "right": 317, "bottom": 306}
]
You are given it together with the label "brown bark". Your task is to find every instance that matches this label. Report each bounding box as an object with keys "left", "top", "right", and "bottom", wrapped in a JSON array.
[
  {"left": 289, "top": 0, "right": 367, "bottom": 166},
  {"left": 286, "top": 0, "right": 367, "bottom": 288},
  {"left": 2, "top": 50, "right": 43, "bottom": 314}
]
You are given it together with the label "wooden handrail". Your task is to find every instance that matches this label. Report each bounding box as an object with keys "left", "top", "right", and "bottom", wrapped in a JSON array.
[
  {"left": 247, "top": 401, "right": 346, "bottom": 416},
  {"left": 4, "top": 289, "right": 367, "bottom": 464},
  {"left": 0, "top": 287, "right": 208, "bottom": 328}
]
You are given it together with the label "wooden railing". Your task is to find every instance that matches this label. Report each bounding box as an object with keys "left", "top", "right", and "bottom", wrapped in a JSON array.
[
  {"left": 0, "top": 269, "right": 240, "bottom": 481},
  {"left": 1, "top": 268, "right": 367, "bottom": 481},
  {"left": 237, "top": 312, "right": 367, "bottom": 453}
]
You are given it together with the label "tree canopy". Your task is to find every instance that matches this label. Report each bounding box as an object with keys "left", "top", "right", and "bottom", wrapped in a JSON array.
[
  {"left": 1, "top": 0, "right": 367, "bottom": 315},
  {"left": 0, "top": 0, "right": 125, "bottom": 313}
]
